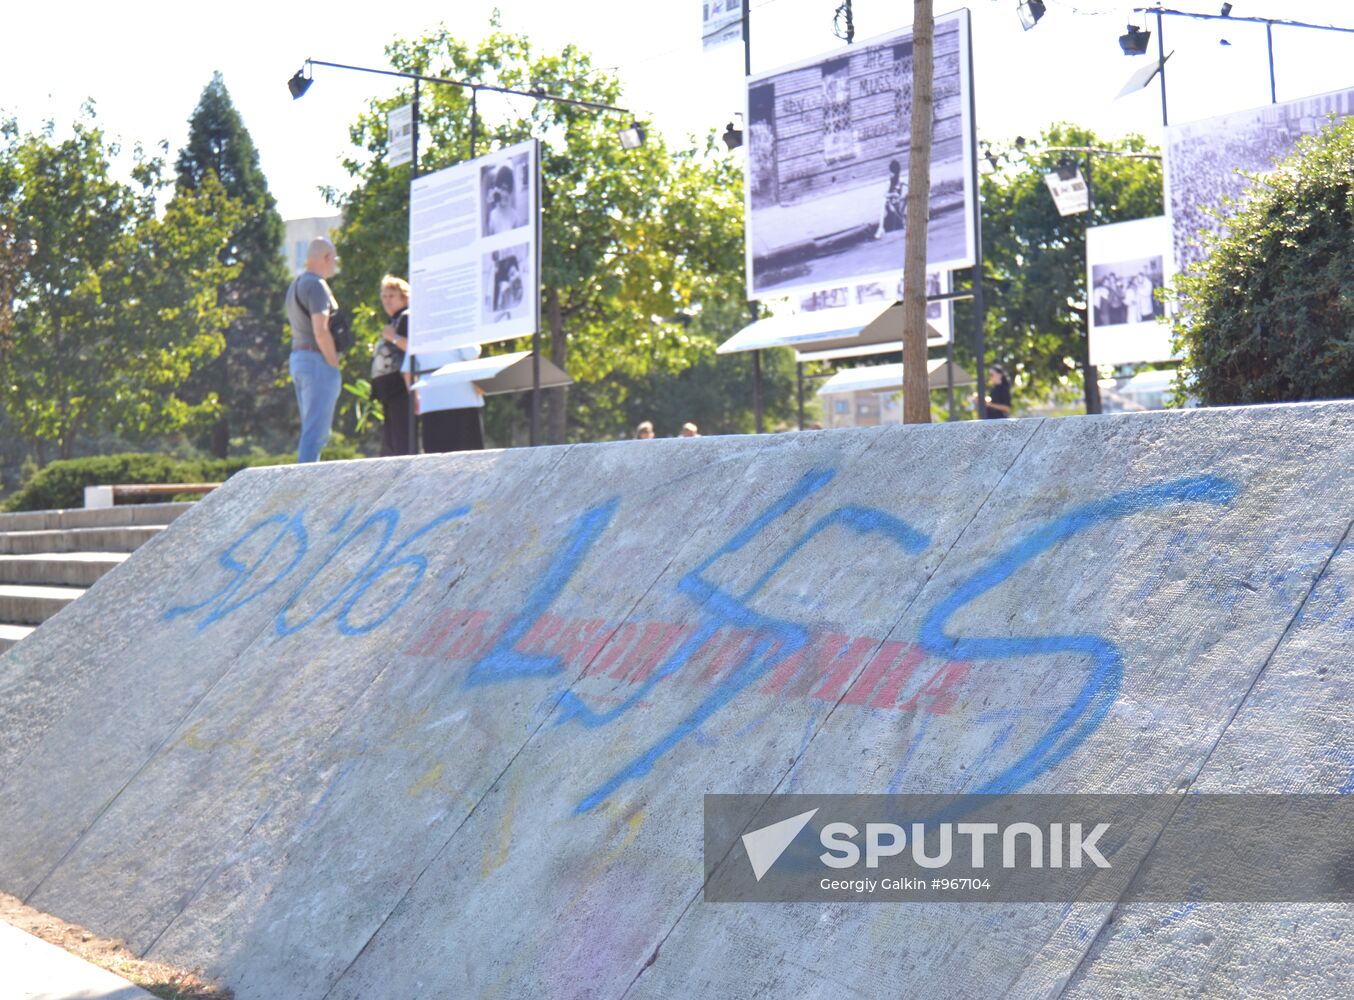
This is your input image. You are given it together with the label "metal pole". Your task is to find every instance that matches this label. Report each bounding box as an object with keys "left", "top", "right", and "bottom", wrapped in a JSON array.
[
  {"left": 531, "top": 173, "right": 543, "bottom": 447},
  {"left": 531, "top": 330, "right": 541, "bottom": 446},
  {"left": 945, "top": 335, "right": 955, "bottom": 420},
  {"left": 742, "top": 0, "right": 763, "bottom": 434},
  {"left": 753, "top": 349, "right": 765, "bottom": 434},
  {"left": 967, "top": 15, "right": 986, "bottom": 419},
  {"left": 742, "top": 0, "right": 752, "bottom": 75},
  {"left": 408, "top": 77, "right": 421, "bottom": 455},
  {"left": 1083, "top": 151, "right": 1101, "bottom": 415},
  {"left": 796, "top": 361, "right": 804, "bottom": 430},
  {"left": 1267, "top": 21, "right": 1277, "bottom": 103},
  {"left": 470, "top": 87, "right": 479, "bottom": 158},
  {"left": 1156, "top": 10, "right": 1169, "bottom": 126}
]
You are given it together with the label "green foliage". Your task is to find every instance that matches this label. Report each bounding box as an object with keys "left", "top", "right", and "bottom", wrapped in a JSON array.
[
  {"left": 1170, "top": 116, "right": 1354, "bottom": 405},
  {"left": 978, "top": 124, "right": 1164, "bottom": 407},
  {"left": 176, "top": 73, "right": 293, "bottom": 456},
  {"left": 2, "top": 446, "right": 359, "bottom": 512},
  {"left": 330, "top": 24, "right": 754, "bottom": 444},
  {"left": 0, "top": 110, "right": 239, "bottom": 462}
]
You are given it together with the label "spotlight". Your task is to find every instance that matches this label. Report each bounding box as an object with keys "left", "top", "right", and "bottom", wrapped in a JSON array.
[
  {"left": 1055, "top": 160, "right": 1080, "bottom": 181},
  {"left": 1221, "top": 3, "right": 1233, "bottom": 16},
  {"left": 288, "top": 68, "right": 312, "bottom": 99},
  {"left": 1120, "top": 24, "right": 1151, "bottom": 56},
  {"left": 618, "top": 121, "right": 646, "bottom": 150},
  {"left": 1017, "top": 1, "right": 1046, "bottom": 31},
  {"left": 722, "top": 122, "right": 744, "bottom": 151}
]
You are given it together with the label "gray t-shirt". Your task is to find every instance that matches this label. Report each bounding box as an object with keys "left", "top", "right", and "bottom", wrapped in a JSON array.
[{"left": 287, "top": 271, "right": 338, "bottom": 350}]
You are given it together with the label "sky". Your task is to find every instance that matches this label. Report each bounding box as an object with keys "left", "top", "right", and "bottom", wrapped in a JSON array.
[{"left": 3, "top": 1, "right": 1354, "bottom": 220}]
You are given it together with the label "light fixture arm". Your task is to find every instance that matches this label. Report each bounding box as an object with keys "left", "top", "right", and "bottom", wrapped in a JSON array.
[{"left": 302, "top": 58, "right": 633, "bottom": 117}]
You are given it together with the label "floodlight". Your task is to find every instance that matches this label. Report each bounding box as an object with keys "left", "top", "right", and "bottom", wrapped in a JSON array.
[
  {"left": 1055, "top": 160, "right": 1080, "bottom": 181},
  {"left": 722, "top": 122, "right": 744, "bottom": 151},
  {"left": 618, "top": 122, "right": 646, "bottom": 150},
  {"left": 288, "top": 68, "right": 312, "bottom": 99},
  {"left": 1018, "top": 1, "right": 1046, "bottom": 31},
  {"left": 1120, "top": 24, "right": 1152, "bottom": 55},
  {"left": 1221, "top": 3, "right": 1233, "bottom": 16}
]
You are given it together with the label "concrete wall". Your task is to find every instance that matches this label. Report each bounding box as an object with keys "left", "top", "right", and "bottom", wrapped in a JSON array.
[{"left": 0, "top": 403, "right": 1350, "bottom": 999}]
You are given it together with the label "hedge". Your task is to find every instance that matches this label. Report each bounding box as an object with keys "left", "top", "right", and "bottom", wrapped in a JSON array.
[{"left": 2, "top": 447, "right": 359, "bottom": 512}]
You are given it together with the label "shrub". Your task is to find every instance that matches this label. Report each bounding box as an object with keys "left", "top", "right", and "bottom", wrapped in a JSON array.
[
  {"left": 1171, "top": 116, "right": 1354, "bottom": 405},
  {"left": 2, "top": 446, "right": 360, "bottom": 512}
]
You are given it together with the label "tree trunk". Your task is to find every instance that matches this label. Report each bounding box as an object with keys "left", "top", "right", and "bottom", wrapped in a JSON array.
[
  {"left": 546, "top": 287, "right": 568, "bottom": 445},
  {"left": 902, "top": 0, "right": 935, "bottom": 425}
]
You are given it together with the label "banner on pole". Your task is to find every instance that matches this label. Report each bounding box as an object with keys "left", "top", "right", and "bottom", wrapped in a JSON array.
[
  {"left": 408, "top": 139, "right": 541, "bottom": 354},
  {"left": 744, "top": 10, "right": 976, "bottom": 300}
]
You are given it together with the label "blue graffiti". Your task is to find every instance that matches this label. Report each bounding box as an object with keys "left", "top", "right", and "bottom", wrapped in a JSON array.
[
  {"left": 458, "top": 469, "right": 931, "bottom": 813},
  {"left": 464, "top": 499, "right": 619, "bottom": 686},
  {"left": 165, "top": 512, "right": 308, "bottom": 631},
  {"left": 918, "top": 475, "right": 1240, "bottom": 796},
  {"left": 165, "top": 505, "right": 469, "bottom": 637}
]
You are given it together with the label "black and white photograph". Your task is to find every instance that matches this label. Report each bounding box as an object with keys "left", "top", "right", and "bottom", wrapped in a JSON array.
[
  {"left": 1165, "top": 85, "right": 1354, "bottom": 274},
  {"left": 409, "top": 139, "right": 540, "bottom": 353},
  {"left": 482, "top": 243, "right": 530, "bottom": 325},
  {"left": 744, "top": 10, "right": 975, "bottom": 299},
  {"left": 1086, "top": 216, "right": 1174, "bottom": 367},
  {"left": 1091, "top": 256, "right": 1164, "bottom": 327},
  {"left": 480, "top": 152, "right": 531, "bottom": 238}
]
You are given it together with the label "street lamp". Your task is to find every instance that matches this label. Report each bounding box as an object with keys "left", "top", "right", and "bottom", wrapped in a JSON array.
[
  {"left": 288, "top": 68, "right": 312, "bottom": 99},
  {"left": 617, "top": 122, "right": 647, "bottom": 150},
  {"left": 1018, "top": 1, "right": 1047, "bottom": 32},
  {"left": 1119, "top": 24, "right": 1152, "bottom": 55}
]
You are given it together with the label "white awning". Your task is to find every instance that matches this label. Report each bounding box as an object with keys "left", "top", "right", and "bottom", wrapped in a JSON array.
[
  {"left": 715, "top": 304, "right": 891, "bottom": 355},
  {"left": 795, "top": 341, "right": 902, "bottom": 362},
  {"left": 855, "top": 303, "right": 949, "bottom": 347},
  {"left": 815, "top": 359, "right": 976, "bottom": 396},
  {"left": 411, "top": 350, "right": 572, "bottom": 396}
]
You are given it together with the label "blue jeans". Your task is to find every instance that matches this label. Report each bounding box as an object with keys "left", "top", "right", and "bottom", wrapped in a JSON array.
[{"left": 289, "top": 350, "right": 342, "bottom": 464}]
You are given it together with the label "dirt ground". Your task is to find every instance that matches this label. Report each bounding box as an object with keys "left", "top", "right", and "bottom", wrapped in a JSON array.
[{"left": 0, "top": 890, "right": 232, "bottom": 999}]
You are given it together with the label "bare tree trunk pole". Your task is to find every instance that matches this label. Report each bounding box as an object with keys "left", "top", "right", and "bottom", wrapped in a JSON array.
[{"left": 902, "top": 0, "right": 934, "bottom": 424}]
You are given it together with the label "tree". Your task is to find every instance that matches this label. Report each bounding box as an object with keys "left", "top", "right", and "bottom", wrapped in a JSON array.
[
  {"left": 0, "top": 110, "right": 239, "bottom": 462},
  {"left": 902, "top": 0, "right": 934, "bottom": 424},
  {"left": 1171, "top": 116, "right": 1354, "bottom": 404},
  {"left": 330, "top": 21, "right": 752, "bottom": 445},
  {"left": 977, "top": 124, "right": 1163, "bottom": 410},
  {"left": 176, "top": 73, "right": 292, "bottom": 456}
]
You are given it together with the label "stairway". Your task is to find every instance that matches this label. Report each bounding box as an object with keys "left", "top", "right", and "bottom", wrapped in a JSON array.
[{"left": 0, "top": 502, "right": 192, "bottom": 654}]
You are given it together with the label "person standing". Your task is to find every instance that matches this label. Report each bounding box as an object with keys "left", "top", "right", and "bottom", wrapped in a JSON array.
[
  {"left": 370, "top": 275, "right": 411, "bottom": 457},
  {"left": 982, "top": 364, "right": 1013, "bottom": 419},
  {"left": 287, "top": 237, "right": 343, "bottom": 463},
  {"left": 412, "top": 344, "right": 486, "bottom": 452}
]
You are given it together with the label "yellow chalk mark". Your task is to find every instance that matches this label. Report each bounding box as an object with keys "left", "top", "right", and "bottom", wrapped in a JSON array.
[
  {"left": 407, "top": 762, "right": 444, "bottom": 796},
  {"left": 481, "top": 780, "right": 520, "bottom": 878}
]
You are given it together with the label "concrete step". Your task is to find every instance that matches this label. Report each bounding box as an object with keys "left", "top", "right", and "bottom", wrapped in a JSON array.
[
  {"left": 0, "top": 525, "right": 164, "bottom": 555},
  {"left": 0, "top": 501, "right": 193, "bottom": 532},
  {"left": 0, "top": 622, "right": 35, "bottom": 654},
  {"left": 0, "top": 552, "right": 127, "bottom": 587},
  {"left": 0, "top": 583, "right": 86, "bottom": 625}
]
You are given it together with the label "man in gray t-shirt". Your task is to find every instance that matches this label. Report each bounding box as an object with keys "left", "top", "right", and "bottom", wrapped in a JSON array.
[{"left": 286, "top": 237, "right": 343, "bottom": 463}]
